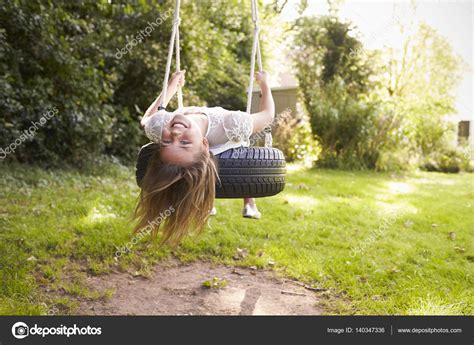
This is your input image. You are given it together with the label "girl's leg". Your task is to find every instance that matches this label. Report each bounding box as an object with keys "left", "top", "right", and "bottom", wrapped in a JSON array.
[
  {"left": 242, "top": 198, "right": 261, "bottom": 219},
  {"left": 244, "top": 198, "right": 255, "bottom": 206}
]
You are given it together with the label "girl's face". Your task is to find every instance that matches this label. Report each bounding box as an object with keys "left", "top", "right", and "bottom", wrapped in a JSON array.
[{"left": 160, "top": 114, "right": 208, "bottom": 166}]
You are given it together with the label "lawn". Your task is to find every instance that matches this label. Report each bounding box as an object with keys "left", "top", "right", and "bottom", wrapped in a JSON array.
[{"left": 0, "top": 162, "right": 472, "bottom": 315}]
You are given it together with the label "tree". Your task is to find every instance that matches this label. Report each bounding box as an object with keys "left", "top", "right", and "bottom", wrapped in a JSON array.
[
  {"left": 0, "top": 0, "right": 256, "bottom": 166},
  {"left": 294, "top": 15, "right": 378, "bottom": 168},
  {"left": 380, "top": 23, "right": 462, "bottom": 156},
  {"left": 293, "top": 12, "right": 464, "bottom": 171}
]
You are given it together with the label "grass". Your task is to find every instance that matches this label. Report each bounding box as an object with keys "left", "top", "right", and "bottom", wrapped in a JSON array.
[{"left": 0, "top": 162, "right": 472, "bottom": 315}]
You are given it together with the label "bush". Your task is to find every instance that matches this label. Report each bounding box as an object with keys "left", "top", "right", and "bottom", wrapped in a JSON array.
[
  {"left": 0, "top": 0, "right": 254, "bottom": 167},
  {"left": 422, "top": 144, "right": 472, "bottom": 173},
  {"left": 264, "top": 108, "right": 320, "bottom": 164},
  {"left": 249, "top": 106, "right": 321, "bottom": 165},
  {"left": 287, "top": 119, "right": 321, "bottom": 165},
  {"left": 294, "top": 16, "right": 379, "bottom": 169},
  {"left": 293, "top": 16, "right": 463, "bottom": 172}
]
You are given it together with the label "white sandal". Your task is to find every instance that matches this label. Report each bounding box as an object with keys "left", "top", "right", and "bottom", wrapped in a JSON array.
[{"left": 242, "top": 204, "right": 261, "bottom": 219}]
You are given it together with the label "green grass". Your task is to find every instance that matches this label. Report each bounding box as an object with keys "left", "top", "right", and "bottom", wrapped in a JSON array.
[{"left": 0, "top": 162, "right": 472, "bottom": 315}]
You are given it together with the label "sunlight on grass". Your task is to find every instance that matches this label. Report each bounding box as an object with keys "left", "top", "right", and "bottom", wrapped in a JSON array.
[
  {"left": 282, "top": 194, "right": 319, "bottom": 210},
  {"left": 407, "top": 297, "right": 465, "bottom": 315},
  {"left": 414, "top": 177, "right": 457, "bottom": 186},
  {"left": 286, "top": 163, "right": 306, "bottom": 174},
  {"left": 375, "top": 200, "right": 418, "bottom": 215},
  {"left": 386, "top": 181, "right": 415, "bottom": 195},
  {"left": 82, "top": 205, "right": 118, "bottom": 225}
]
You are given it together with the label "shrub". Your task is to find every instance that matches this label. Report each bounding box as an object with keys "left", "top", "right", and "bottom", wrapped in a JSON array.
[
  {"left": 294, "top": 16, "right": 379, "bottom": 169},
  {"left": 268, "top": 108, "right": 320, "bottom": 165},
  {"left": 287, "top": 119, "right": 321, "bottom": 165},
  {"left": 0, "top": 0, "right": 254, "bottom": 167},
  {"left": 422, "top": 143, "right": 472, "bottom": 173}
]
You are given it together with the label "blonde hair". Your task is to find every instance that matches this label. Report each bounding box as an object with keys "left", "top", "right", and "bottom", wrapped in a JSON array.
[{"left": 133, "top": 147, "right": 218, "bottom": 246}]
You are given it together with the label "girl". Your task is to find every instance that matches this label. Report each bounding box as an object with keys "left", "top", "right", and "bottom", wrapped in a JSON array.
[{"left": 135, "top": 70, "right": 275, "bottom": 245}]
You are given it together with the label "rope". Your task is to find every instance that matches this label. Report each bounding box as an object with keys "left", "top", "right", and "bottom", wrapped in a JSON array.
[
  {"left": 160, "top": 0, "right": 272, "bottom": 146},
  {"left": 160, "top": 0, "right": 183, "bottom": 109},
  {"left": 245, "top": 1, "right": 262, "bottom": 114},
  {"left": 175, "top": 22, "right": 183, "bottom": 108},
  {"left": 246, "top": 0, "right": 272, "bottom": 147}
]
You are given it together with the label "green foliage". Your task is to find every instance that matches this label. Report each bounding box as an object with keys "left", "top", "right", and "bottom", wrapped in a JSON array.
[
  {"left": 269, "top": 109, "right": 320, "bottom": 164},
  {"left": 294, "top": 16, "right": 379, "bottom": 169},
  {"left": 0, "top": 0, "right": 254, "bottom": 166},
  {"left": 1, "top": 1, "right": 117, "bottom": 164},
  {"left": 294, "top": 15, "right": 464, "bottom": 171},
  {"left": 422, "top": 143, "right": 471, "bottom": 173},
  {"left": 286, "top": 119, "right": 321, "bottom": 165},
  {"left": 377, "top": 23, "right": 464, "bottom": 169},
  {"left": 294, "top": 16, "right": 372, "bottom": 97}
]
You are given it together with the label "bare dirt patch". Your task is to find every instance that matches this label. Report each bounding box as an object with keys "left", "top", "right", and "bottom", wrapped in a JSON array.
[{"left": 77, "top": 260, "right": 323, "bottom": 315}]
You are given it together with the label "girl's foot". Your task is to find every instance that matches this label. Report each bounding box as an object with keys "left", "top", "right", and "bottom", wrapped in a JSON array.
[
  {"left": 242, "top": 204, "right": 261, "bottom": 219},
  {"left": 210, "top": 207, "right": 217, "bottom": 216}
]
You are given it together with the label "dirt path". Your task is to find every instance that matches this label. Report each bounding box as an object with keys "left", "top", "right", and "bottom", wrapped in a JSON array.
[{"left": 77, "top": 260, "right": 323, "bottom": 315}]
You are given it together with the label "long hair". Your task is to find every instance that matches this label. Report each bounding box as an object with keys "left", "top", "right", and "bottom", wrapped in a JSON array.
[{"left": 133, "top": 146, "right": 218, "bottom": 246}]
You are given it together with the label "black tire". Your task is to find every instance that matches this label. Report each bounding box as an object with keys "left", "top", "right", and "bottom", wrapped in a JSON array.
[
  {"left": 136, "top": 144, "right": 286, "bottom": 199},
  {"left": 136, "top": 143, "right": 157, "bottom": 187},
  {"left": 215, "top": 146, "right": 286, "bottom": 198}
]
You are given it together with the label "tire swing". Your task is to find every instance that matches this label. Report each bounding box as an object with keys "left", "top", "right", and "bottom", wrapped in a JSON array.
[{"left": 136, "top": 0, "right": 286, "bottom": 199}]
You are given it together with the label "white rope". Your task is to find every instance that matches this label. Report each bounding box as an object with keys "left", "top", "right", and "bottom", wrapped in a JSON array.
[
  {"left": 246, "top": 0, "right": 262, "bottom": 113},
  {"left": 245, "top": 27, "right": 259, "bottom": 114},
  {"left": 160, "top": 0, "right": 182, "bottom": 108},
  {"left": 175, "top": 23, "right": 183, "bottom": 108},
  {"left": 161, "top": 0, "right": 271, "bottom": 147},
  {"left": 246, "top": 0, "right": 272, "bottom": 147}
]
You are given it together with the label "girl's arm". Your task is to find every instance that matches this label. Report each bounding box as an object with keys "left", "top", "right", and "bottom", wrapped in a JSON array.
[
  {"left": 251, "top": 71, "right": 275, "bottom": 133},
  {"left": 141, "top": 70, "right": 186, "bottom": 127}
]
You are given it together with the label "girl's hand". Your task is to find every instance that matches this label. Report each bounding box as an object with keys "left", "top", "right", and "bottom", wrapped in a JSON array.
[
  {"left": 169, "top": 70, "right": 186, "bottom": 88},
  {"left": 255, "top": 70, "right": 269, "bottom": 87}
]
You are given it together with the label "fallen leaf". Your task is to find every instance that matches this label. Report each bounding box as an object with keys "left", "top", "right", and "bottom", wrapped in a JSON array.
[{"left": 233, "top": 247, "right": 248, "bottom": 260}]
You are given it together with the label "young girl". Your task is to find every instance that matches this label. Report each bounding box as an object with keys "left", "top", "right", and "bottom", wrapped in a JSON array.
[{"left": 135, "top": 70, "right": 275, "bottom": 245}]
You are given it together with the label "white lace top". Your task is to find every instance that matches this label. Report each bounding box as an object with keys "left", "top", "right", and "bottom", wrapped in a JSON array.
[{"left": 142, "top": 106, "right": 254, "bottom": 155}]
